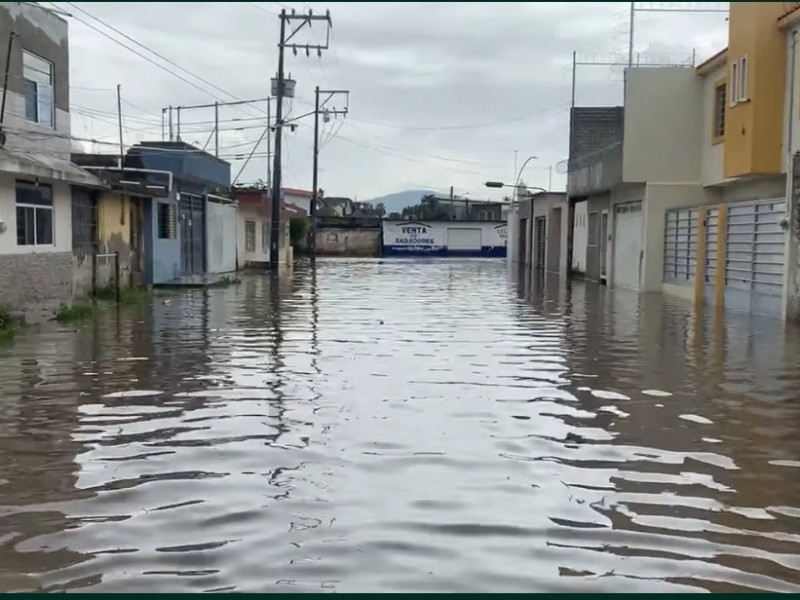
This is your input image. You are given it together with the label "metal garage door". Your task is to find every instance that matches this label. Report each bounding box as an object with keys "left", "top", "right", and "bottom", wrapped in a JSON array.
[
  {"left": 447, "top": 227, "right": 482, "bottom": 252},
  {"left": 613, "top": 201, "right": 643, "bottom": 290},
  {"left": 663, "top": 207, "right": 699, "bottom": 286},
  {"left": 725, "top": 199, "right": 785, "bottom": 315}
]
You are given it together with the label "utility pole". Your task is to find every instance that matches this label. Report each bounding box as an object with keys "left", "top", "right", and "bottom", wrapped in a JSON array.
[
  {"left": 214, "top": 101, "right": 219, "bottom": 157},
  {"left": 168, "top": 105, "right": 173, "bottom": 141},
  {"left": 270, "top": 8, "right": 333, "bottom": 271},
  {"left": 310, "top": 85, "right": 349, "bottom": 260},
  {"left": 266, "top": 98, "right": 272, "bottom": 193},
  {"left": 116, "top": 84, "right": 124, "bottom": 172}
]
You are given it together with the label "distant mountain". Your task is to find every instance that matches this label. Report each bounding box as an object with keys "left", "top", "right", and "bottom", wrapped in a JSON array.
[{"left": 365, "top": 189, "right": 436, "bottom": 216}]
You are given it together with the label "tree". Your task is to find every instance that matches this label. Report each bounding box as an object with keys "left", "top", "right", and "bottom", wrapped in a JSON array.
[
  {"left": 374, "top": 202, "right": 386, "bottom": 218},
  {"left": 317, "top": 206, "right": 338, "bottom": 218}
]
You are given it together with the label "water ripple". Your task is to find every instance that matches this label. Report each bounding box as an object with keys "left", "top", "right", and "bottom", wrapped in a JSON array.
[{"left": 0, "top": 259, "right": 798, "bottom": 592}]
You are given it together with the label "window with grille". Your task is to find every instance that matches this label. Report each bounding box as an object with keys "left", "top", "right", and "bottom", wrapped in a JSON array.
[
  {"left": 16, "top": 181, "right": 53, "bottom": 246},
  {"left": 245, "top": 221, "right": 256, "bottom": 252},
  {"left": 713, "top": 82, "right": 726, "bottom": 140},
  {"left": 158, "top": 202, "right": 176, "bottom": 239},
  {"left": 71, "top": 189, "right": 97, "bottom": 252},
  {"left": 261, "top": 222, "right": 269, "bottom": 251}
]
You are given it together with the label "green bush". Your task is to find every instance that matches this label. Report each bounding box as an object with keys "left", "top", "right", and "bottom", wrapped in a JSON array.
[
  {"left": 290, "top": 218, "right": 309, "bottom": 244},
  {"left": 0, "top": 309, "right": 13, "bottom": 340},
  {"left": 56, "top": 303, "right": 95, "bottom": 323}
]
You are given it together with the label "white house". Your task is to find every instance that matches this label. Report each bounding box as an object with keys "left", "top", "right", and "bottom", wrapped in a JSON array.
[{"left": 0, "top": 3, "right": 102, "bottom": 322}]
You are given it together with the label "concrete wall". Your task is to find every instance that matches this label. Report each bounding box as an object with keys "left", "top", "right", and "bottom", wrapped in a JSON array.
[
  {"left": 206, "top": 200, "right": 237, "bottom": 274},
  {"left": 0, "top": 3, "right": 71, "bottom": 159},
  {"left": 572, "top": 200, "right": 588, "bottom": 273},
  {"left": 316, "top": 228, "right": 381, "bottom": 257},
  {"left": 623, "top": 67, "right": 704, "bottom": 184}
]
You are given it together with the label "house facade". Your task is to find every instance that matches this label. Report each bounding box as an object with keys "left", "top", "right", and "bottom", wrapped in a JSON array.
[
  {"left": 564, "top": 2, "right": 800, "bottom": 320},
  {"left": 123, "top": 141, "right": 233, "bottom": 285},
  {"left": 0, "top": 3, "right": 102, "bottom": 322},
  {"left": 235, "top": 187, "right": 296, "bottom": 269}
]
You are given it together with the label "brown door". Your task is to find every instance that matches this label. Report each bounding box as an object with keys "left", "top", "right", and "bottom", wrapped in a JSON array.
[{"left": 129, "top": 198, "right": 144, "bottom": 287}]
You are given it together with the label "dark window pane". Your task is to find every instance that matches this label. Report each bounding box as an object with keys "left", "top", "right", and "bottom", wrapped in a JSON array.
[
  {"left": 16, "top": 181, "right": 53, "bottom": 207},
  {"left": 36, "top": 207, "right": 53, "bottom": 245},
  {"left": 16, "top": 206, "right": 34, "bottom": 245},
  {"left": 22, "top": 79, "right": 37, "bottom": 122}
]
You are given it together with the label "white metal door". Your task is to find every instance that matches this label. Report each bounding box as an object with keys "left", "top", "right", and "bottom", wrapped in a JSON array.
[
  {"left": 613, "top": 201, "right": 643, "bottom": 290},
  {"left": 447, "top": 227, "right": 482, "bottom": 251},
  {"left": 725, "top": 199, "right": 785, "bottom": 315}
]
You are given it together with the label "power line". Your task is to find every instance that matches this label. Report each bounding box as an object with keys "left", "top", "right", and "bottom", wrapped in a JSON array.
[
  {"left": 61, "top": 2, "right": 266, "bottom": 119},
  {"left": 44, "top": 2, "right": 260, "bottom": 119}
]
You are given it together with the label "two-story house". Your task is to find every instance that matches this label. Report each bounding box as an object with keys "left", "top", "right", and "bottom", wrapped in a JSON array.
[
  {"left": 0, "top": 2, "right": 101, "bottom": 321},
  {"left": 568, "top": 2, "right": 796, "bottom": 319}
]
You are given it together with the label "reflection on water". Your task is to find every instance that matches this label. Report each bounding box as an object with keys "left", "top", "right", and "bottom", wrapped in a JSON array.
[{"left": 1, "top": 259, "right": 800, "bottom": 592}]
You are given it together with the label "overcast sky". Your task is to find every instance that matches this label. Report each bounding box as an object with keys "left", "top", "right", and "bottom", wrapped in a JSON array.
[{"left": 59, "top": 2, "right": 729, "bottom": 201}]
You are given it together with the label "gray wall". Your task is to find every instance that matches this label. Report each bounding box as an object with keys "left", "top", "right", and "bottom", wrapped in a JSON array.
[
  {"left": 568, "top": 107, "right": 625, "bottom": 196},
  {"left": 569, "top": 107, "right": 625, "bottom": 162},
  {"left": 0, "top": 3, "right": 71, "bottom": 158}
]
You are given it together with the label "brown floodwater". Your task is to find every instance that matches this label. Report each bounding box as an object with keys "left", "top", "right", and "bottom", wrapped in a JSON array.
[{"left": 1, "top": 258, "right": 800, "bottom": 592}]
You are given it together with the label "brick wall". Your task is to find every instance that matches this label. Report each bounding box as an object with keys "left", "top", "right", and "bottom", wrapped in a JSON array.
[
  {"left": 0, "top": 252, "right": 72, "bottom": 323},
  {"left": 569, "top": 107, "right": 625, "bottom": 161}
]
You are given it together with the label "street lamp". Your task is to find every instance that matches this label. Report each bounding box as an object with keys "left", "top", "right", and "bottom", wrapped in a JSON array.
[
  {"left": 484, "top": 181, "right": 547, "bottom": 201},
  {"left": 485, "top": 155, "right": 542, "bottom": 206}
]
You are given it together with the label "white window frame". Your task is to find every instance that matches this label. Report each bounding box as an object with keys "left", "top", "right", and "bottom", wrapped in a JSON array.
[
  {"left": 730, "top": 55, "right": 749, "bottom": 105},
  {"left": 261, "top": 221, "right": 269, "bottom": 251},
  {"left": 22, "top": 50, "right": 55, "bottom": 128},
  {"left": 16, "top": 181, "right": 54, "bottom": 248}
]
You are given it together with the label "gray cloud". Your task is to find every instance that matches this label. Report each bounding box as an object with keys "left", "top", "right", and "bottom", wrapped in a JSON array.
[{"left": 62, "top": 2, "right": 728, "bottom": 200}]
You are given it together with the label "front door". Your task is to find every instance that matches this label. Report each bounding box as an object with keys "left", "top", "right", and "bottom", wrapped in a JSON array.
[
  {"left": 599, "top": 210, "right": 609, "bottom": 281},
  {"left": 129, "top": 198, "right": 144, "bottom": 287},
  {"left": 179, "top": 193, "right": 206, "bottom": 276},
  {"left": 535, "top": 216, "right": 547, "bottom": 270},
  {"left": 613, "top": 202, "right": 643, "bottom": 290}
]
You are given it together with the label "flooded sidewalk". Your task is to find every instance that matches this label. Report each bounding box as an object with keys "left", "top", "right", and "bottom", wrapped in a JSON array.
[{"left": 1, "top": 259, "right": 800, "bottom": 592}]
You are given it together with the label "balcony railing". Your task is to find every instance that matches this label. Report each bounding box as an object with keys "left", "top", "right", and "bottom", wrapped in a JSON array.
[{"left": 567, "top": 142, "right": 623, "bottom": 197}]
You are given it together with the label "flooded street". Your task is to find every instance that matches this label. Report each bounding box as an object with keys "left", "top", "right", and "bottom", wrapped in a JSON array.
[{"left": 2, "top": 258, "right": 800, "bottom": 592}]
